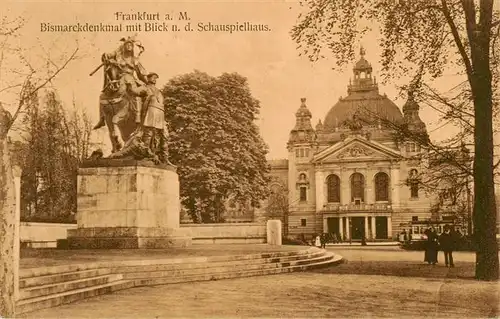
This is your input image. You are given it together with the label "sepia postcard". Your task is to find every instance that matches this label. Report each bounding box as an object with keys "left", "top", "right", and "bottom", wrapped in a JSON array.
[{"left": 1, "top": 0, "right": 499, "bottom": 318}]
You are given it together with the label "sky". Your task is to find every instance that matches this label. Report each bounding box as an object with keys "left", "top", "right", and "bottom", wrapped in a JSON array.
[{"left": 2, "top": 0, "right": 477, "bottom": 159}]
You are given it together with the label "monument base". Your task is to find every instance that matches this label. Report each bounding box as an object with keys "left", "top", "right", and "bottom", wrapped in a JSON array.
[
  {"left": 67, "top": 159, "right": 192, "bottom": 249},
  {"left": 67, "top": 227, "right": 192, "bottom": 249}
]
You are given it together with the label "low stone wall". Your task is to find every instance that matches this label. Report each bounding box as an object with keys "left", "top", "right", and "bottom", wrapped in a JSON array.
[
  {"left": 181, "top": 222, "right": 266, "bottom": 244},
  {"left": 20, "top": 222, "right": 77, "bottom": 248}
]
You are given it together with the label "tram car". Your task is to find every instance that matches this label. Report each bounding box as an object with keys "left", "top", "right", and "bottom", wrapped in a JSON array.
[{"left": 399, "top": 220, "right": 469, "bottom": 250}]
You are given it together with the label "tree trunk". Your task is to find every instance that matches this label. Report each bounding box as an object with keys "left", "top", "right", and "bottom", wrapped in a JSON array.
[
  {"left": 0, "top": 136, "right": 16, "bottom": 317},
  {"left": 471, "top": 34, "right": 499, "bottom": 280}
]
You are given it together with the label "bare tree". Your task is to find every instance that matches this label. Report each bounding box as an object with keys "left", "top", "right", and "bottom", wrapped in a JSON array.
[
  {"left": 0, "top": 16, "right": 78, "bottom": 316},
  {"left": 292, "top": 0, "right": 499, "bottom": 281}
]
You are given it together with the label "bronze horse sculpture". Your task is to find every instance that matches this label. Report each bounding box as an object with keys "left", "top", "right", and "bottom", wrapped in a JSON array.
[{"left": 99, "top": 61, "right": 139, "bottom": 153}]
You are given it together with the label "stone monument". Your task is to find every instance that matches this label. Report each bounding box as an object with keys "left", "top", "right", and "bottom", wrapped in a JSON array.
[{"left": 67, "top": 36, "right": 191, "bottom": 248}]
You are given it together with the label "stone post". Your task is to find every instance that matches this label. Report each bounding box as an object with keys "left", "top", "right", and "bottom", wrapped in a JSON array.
[
  {"left": 12, "top": 165, "right": 21, "bottom": 302},
  {"left": 267, "top": 219, "right": 282, "bottom": 245}
]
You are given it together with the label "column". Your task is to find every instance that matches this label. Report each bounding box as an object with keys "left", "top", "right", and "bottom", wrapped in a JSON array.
[
  {"left": 387, "top": 216, "right": 393, "bottom": 239},
  {"left": 390, "top": 166, "right": 401, "bottom": 209},
  {"left": 323, "top": 217, "right": 328, "bottom": 233},
  {"left": 339, "top": 217, "right": 344, "bottom": 239},
  {"left": 340, "top": 169, "right": 350, "bottom": 205},
  {"left": 345, "top": 217, "right": 350, "bottom": 240},
  {"left": 371, "top": 216, "right": 376, "bottom": 240},
  {"left": 13, "top": 165, "right": 22, "bottom": 302},
  {"left": 315, "top": 170, "right": 325, "bottom": 210},
  {"left": 364, "top": 216, "right": 369, "bottom": 239}
]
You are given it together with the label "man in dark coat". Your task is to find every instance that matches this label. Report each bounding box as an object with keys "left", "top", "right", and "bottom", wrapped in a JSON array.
[{"left": 439, "top": 225, "right": 455, "bottom": 267}]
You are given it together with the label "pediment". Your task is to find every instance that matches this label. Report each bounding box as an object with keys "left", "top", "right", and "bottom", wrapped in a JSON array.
[{"left": 312, "top": 137, "right": 402, "bottom": 163}]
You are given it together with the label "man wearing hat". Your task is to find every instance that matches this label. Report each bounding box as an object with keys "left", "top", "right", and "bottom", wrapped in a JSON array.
[{"left": 139, "top": 72, "right": 170, "bottom": 163}]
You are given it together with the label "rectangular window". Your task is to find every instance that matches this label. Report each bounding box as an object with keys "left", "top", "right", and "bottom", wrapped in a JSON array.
[
  {"left": 305, "top": 148, "right": 309, "bottom": 157},
  {"left": 412, "top": 216, "right": 419, "bottom": 222},
  {"left": 296, "top": 149, "right": 300, "bottom": 158},
  {"left": 300, "top": 148, "right": 305, "bottom": 157},
  {"left": 301, "top": 218, "right": 307, "bottom": 227},
  {"left": 299, "top": 187, "right": 307, "bottom": 201}
]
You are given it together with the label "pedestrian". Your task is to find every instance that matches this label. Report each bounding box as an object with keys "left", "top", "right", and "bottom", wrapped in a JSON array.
[
  {"left": 424, "top": 227, "right": 438, "bottom": 265},
  {"left": 439, "top": 225, "right": 455, "bottom": 267},
  {"left": 314, "top": 234, "right": 321, "bottom": 247},
  {"left": 320, "top": 233, "right": 327, "bottom": 248}
]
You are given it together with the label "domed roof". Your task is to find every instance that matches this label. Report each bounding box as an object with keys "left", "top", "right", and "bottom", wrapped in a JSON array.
[
  {"left": 323, "top": 90, "right": 403, "bottom": 129},
  {"left": 323, "top": 47, "right": 403, "bottom": 130}
]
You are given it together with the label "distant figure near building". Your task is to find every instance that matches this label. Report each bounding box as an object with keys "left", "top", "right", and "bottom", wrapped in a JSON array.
[{"left": 439, "top": 225, "right": 455, "bottom": 267}]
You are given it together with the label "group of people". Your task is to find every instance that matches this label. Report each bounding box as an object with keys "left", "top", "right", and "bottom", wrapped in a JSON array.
[
  {"left": 309, "top": 232, "right": 341, "bottom": 248},
  {"left": 423, "top": 225, "right": 457, "bottom": 267}
]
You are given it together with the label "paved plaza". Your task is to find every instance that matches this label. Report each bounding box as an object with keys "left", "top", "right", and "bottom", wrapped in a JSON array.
[{"left": 19, "top": 246, "right": 499, "bottom": 318}]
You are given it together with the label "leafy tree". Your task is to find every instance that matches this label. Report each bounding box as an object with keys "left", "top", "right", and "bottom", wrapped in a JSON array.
[
  {"left": 18, "top": 90, "right": 93, "bottom": 223},
  {"left": 291, "top": 0, "right": 499, "bottom": 281},
  {"left": 163, "top": 71, "right": 271, "bottom": 223}
]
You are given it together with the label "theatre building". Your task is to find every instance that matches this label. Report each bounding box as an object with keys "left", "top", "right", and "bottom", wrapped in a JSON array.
[{"left": 274, "top": 49, "right": 433, "bottom": 241}]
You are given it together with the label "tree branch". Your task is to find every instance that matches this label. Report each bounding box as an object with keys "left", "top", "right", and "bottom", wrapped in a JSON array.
[
  {"left": 7, "top": 47, "right": 79, "bottom": 132},
  {"left": 441, "top": 0, "right": 474, "bottom": 79}
]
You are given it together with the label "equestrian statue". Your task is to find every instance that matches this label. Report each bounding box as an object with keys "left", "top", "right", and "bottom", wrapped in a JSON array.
[{"left": 90, "top": 36, "right": 171, "bottom": 164}]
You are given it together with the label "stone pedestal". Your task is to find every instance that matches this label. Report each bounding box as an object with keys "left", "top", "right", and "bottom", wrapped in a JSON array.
[
  {"left": 267, "top": 220, "right": 282, "bottom": 245},
  {"left": 67, "top": 159, "right": 192, "bottom": 249}
]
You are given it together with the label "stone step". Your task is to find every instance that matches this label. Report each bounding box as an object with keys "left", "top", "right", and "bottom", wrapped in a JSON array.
[
  {"left": 136, "top": 253, "right": 340, "bottom": 286},
  {"left": 123, "top": 253, "right": 334, "bottom": 280},
  {"left": 19, "top": 248, "right": 320, "bottom": 279},
  {"left": 20, "top": 274, "right": 123, "bottom": 300},
  {"left": 16, "top": 280, "right": 134, "bottom": 315},
  {"left": 20, "top": 268, "right": 113, "bottom": 289},
  {"left": 112, "top": 250, "right": 326, "bottom": 274}
]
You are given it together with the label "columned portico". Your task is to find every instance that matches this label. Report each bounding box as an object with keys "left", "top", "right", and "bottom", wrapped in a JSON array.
[{"left": 321, "top": 210, "right": 392, "bottom": 241}]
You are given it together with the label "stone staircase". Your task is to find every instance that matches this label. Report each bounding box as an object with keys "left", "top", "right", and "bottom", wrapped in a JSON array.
[{"left": 17, "top": 247, "right": 342, "bottom": 315}]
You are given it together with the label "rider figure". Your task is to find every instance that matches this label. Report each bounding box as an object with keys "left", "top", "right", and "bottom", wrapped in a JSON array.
[{"left": 93, "top": 36, "right": 148, "bottom": 130}]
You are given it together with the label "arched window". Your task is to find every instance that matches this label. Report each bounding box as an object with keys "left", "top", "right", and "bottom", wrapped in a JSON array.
[
  {"left": 326, "top": 174, "right": 340, "bottom": 203},
  {"left": 351, "top": 173, "right": 365, "bottom": 202},
  {"left": 299, "top": 173, "right": 307, "bottom": 181},
  {"left": 375, "top": 172, "right": 389, "bottom": 201},
  {"left": 299, "top": 187, "right": 307, "bottom": 201}
]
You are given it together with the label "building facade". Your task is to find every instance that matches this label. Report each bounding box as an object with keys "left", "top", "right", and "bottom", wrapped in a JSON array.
[{"left": 275, "top": 49, "right": 433, "bottom": 241}]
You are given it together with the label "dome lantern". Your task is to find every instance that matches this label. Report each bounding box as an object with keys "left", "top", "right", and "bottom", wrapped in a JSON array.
[
  {"left": 288, "top": 97, "right": 315, "bottom": 146},
  {"left": 348, "top": 46, "right": 378, "bottom": 95}
]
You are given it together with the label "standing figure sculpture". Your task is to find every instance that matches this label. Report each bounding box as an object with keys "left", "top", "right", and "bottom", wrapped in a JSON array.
[
  {"left": 107, "top": 71, "right": 171, "bottom": 164},
  {"left": 139, "top": 72, "right": 170, "bottom": 164},
  {"left": 92, "top": 36, "right": 148, "bottom": 153}
]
